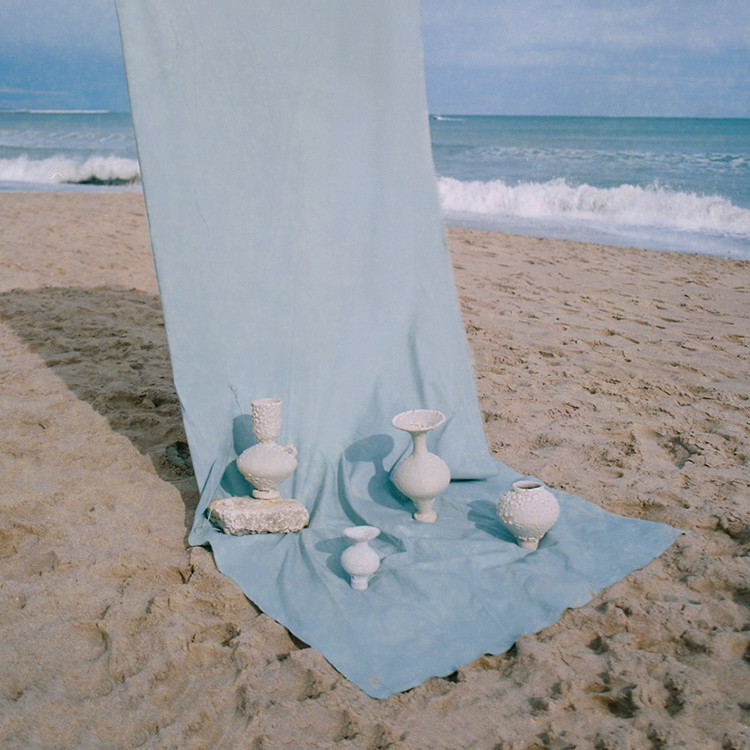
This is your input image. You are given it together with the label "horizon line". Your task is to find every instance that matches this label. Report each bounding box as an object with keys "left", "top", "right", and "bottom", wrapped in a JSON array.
[
  {"left": 0, "top": 108, "right": 113, "bottom": 114},
  {"left": 1, "top": 109, "right": 748, "bottom": 120}
]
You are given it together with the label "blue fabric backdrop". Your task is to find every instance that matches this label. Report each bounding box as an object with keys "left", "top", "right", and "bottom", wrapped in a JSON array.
[{"left": 116, "top": 0, "right": 681, "bottom": 698}]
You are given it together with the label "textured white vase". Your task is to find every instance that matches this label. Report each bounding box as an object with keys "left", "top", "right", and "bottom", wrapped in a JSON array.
[
  {"left": 236, "top": 398, "right": 297, "bottom": 499},
  {"left": 340, "top": 526, "right": 380, "bottom": 590},
  {"left": 390, "top": 409, "right": 451, "bottom": 523},
  {"left": 497, "top": 480, "right": 560, "bottom": 550}
]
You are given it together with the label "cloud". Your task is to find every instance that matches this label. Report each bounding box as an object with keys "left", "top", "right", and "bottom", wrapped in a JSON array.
[
  {"left": 1, "top": 0, "right": 747, "bottom": 115},
  {"left": 0, "top": 0, "right": 121, "bottom": 58},
  {"left": 0, "top": 0, "right": 128, "bottom": 110},
  {"left": 422, "top": 0, "right": 750, "bottom": 68},
  {"left": 421, "top": 0, "right": 750, "bottom": 114}
]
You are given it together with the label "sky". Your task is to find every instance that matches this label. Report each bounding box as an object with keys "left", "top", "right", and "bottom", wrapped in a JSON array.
[{"left": 1, "top": 0, "right": 749, "bottom": 117}]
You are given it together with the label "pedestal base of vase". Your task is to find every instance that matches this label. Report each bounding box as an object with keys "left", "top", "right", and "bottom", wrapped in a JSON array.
[
  {"left": 251, "top": 487, "right": 280, "bottom": 500},
  {"left": 412, "top": 499, "right": 437, "bottom": 523},
  {"left": 518, "top": 538, "right": 541, "bottom": 550},
  {"left": 208, "top": 496, "right": 309, "bottom": 534}
]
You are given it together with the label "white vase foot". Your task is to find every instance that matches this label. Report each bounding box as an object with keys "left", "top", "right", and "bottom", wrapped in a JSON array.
[
  {"left": 350, "top": 575, "right": 370, "bottom": 591},
  {"left": 251, "top": 488, "right": 280, "bottom": 500},
  {"left": 518, "top": 538, "right": 540, "bottom": 550},
  {"left": 413, "top": 509, "right": 437, "bottom": 523}
]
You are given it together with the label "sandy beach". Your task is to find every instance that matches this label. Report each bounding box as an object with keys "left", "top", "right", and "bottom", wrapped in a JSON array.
[{"left": 1, "top": 192, "right": 748, "bottom": 749}]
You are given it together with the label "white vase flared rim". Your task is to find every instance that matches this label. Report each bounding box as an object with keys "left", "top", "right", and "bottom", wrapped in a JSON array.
[
  {"left": 391, "top": 409, "right": 446, "bottom": 433},
  {"left": 343, "top": 525, "right": 380, "bottom": 542}
]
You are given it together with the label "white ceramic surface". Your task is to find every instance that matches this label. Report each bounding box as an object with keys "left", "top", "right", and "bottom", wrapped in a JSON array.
[
  {"left": 237, "top": 398, "right": 297, "bottom": 499},
  {"left": 251, "top": 397, "right": 283, "bottom": 442},
  {"left": 391, "top": 409, "right": 451, "bottom": 523},
  {"left": 341, "top": 526, "right": 381, "bottom": 590},
  {"left": 497, "top": 480, "right": 560, "bottom": 550},
  {"left": 391, "top": 409, "right": 445, "bottom": 433}
]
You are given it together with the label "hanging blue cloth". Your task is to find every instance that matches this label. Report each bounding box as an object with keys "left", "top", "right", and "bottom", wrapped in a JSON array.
[{"left": 116, "top": 0, "right": 681, "bottom": 698}]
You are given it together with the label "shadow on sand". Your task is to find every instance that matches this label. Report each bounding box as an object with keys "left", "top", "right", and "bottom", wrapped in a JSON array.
[{"left": 0, "top": 284, "right": 199, "bottom": 532}]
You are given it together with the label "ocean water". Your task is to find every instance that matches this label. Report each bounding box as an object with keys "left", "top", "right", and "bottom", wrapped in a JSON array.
[
  {"left": 1, "top": 111, "right": 749, "bottom": 259},
  {"left": 0, "top": 112, "right": 139, "bottom": 191},
  {"left": 431, "top": 115, "right": 750, "bottom": 259}
]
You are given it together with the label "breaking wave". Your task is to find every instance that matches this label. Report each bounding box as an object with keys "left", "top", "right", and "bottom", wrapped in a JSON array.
[
  {"left": 0, "top": 154, "right": 140, "bottom": 186},
  {"left": 438, "top": 176, "right": 750, "bottom": 239}
]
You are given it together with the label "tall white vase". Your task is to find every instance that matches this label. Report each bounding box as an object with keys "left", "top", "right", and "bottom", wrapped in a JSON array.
[
  {"left": 340, "top": 526, "right": 381, "bottom": 590},
  {"left": 497, "top": 480, "right": 560, "bottom": 550},
  {"left": 236, "top": 398, "right": 297, "bottom": 499},
  {"left": 390, "top": 409, "right": 451, "bottom": 523}
]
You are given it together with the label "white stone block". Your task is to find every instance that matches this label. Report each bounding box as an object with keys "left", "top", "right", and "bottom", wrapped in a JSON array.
[{"left": 208, "top": 496, "right": 309, "bottom": 535}]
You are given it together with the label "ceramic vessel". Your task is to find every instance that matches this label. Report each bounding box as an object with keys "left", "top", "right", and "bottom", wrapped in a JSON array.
[
  {"left": 497, "top": 479, "right": 560, "bottom": 549},
  {"left": 236, "top": 398, "right": 297, "bottom": 499},
  {"left": 340, "top": 526, "right": 380, "bottom": 590},
  {"left": 390, "top": 409, "right": 451, "bottom": 523}
]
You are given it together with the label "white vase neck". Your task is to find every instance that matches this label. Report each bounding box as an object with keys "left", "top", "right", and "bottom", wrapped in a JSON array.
[{"left": 411, "top": 431, "right": 428, "bottom": 456}]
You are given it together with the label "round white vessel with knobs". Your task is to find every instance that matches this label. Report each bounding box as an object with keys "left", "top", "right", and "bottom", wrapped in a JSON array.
[{"left": 497, "top": 479, "right": 560, "bottom": 549}]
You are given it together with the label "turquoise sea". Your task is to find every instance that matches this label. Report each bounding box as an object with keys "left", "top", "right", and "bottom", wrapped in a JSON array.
[
  {"left": 0, "top": 112, "right": 138, "bottom": 189},
  {"left": 431, "top": 115, "right": 750, "bottom": 259},
  {"left": 1, "top": 111, "right": 749, "bottom": 259}
]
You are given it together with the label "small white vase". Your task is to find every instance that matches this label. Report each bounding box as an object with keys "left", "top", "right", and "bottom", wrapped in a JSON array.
[
  {"left": 237, "top": 398, "right": 297, "bottom": 499},
  {"left": 390, "top": 409, "right": 451, "bottom": 523},
  {"left": 340, "top": 526, "right": 380, "bottom": 590},
  {"left": 497, "top": 479, "right": 560, "bottom": 550}
]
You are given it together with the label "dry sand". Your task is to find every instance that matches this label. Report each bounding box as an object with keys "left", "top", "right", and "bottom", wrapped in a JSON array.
[{"left": 0, "top": 192, "right": 748, "bottom": 749}]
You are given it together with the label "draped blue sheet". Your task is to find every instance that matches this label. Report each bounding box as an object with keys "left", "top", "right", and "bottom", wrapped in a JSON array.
[{"left": 116, "top": 0, "right": 681, "bottom": 698}]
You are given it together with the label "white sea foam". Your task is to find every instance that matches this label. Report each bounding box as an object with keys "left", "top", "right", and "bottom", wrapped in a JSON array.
[
  {"left": 438, "top": 176, "right": 750, "bottom": 239},
  {"left": 0, "top": 154, "right": 140, "bottom": 186}
]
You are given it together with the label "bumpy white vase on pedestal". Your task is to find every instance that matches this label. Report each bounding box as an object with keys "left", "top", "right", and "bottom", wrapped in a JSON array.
[
  {"left": 236, "top": 398, "right": 297, "bottom": 499},
  {"left": 497, "top": 480, "right": 560, "bottom": 549},
  {"left": 390, "top": 409, "right": 451, "bottom": 523},
  {"left": 340, "top": 526, "right": 381, "bottom": 590},
  {"left": 209, "top": 397, "right": 308, "bottom": 534}
]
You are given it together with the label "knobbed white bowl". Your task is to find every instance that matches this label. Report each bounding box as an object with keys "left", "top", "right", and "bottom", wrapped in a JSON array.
[{"left": 497, "top": 480, "right": 560, "bottom": 549}]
